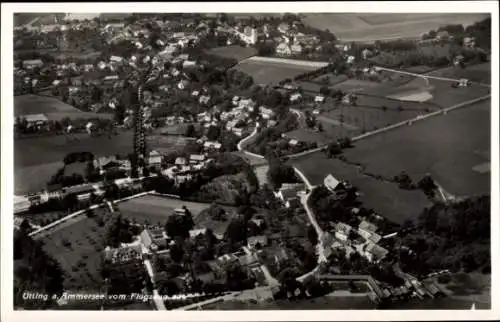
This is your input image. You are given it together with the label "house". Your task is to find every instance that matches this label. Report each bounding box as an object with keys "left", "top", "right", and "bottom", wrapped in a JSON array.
[
  {"left": 104, "top": 244, "right": 142, "bottom": 265},
  {"left": 463, "top": 37, "right": 475, "bottom": 48},
  {"left": 276, "top": 183, "right": 305, "bottom": 208},
  {"left": 288, "top": 139, "right": 299, "bottom": 146},
  {"left": 436, "top": 30, "right": 449, "bottom": 40},
  {"left": 278, "top": 23, "right": 290, "bottom": 34},
  {"left": 334, "top": 222, "right": 353, "bottom": 242},
  {"left": 346, "top": 56, "right": 355, "bottom": 64},
  {"left": 232, "top": 127, "right": 243, "bottom": 137},
  {"left": 175, "top": 157, "right": 187, "bottom": 167},
  {"left": 247, "top": 235, "right": 268, "bottom": 250},
  {"left": 94, "top": 156, "right": 118, "bottom": 174},
  {"left": 290, "top": 93, "right": 302, "bottom": 102},
  {"left": 364, "top": 243, "right": 389, "bottom": 263},
  {"left": 22, "top": 59, "right": 43, "bottom": 69},
  {"left": 290, "top": 43, "right": 303, "bottom": 55},
  {"left": 276, "top": 43, "right": 291, "bottom": 56},
  {"left": 191, "top": 90, "right": 200, "bottom": 97},
  {"left": 203, "top": 141, "right": 222, "bottom": 152},
  {"left": 361, "top": 48, "right": 373, "bottom": 60},
  {"left": 189, "top": 154, "right": 206, "bottom": 164},
  {"left": 315, "top": 95, "right": 325, "bottom": 103},
  {"left": 177, "top": 80, "right": 189, "bottom": 90},
  {"left": 140, "top": 228, "right": 169, "bottom": 252},
  {"left": 324, "top": 174, "right": 342, "bottom": 192},
  {"left": 183, "top": 60, "right": 197, "bottom": 68},
  {"left": 199, "top": 95, "right": 211, "bottom": 105},
  {"left": 148, "top": 150, "right": 163, "bottom": 169},
  {"left": 259, "top": 106, "right": 275, "bottom": 119},
  {"left": 189, "top": 228, "right": 207, "bottom": 239},
  {"left": 22, "top": 113, "right": 49, "bottom": 127},
  {"left": 110, "top": 55, "right": 124, "bottom": 63},
  {"left": 62, "top": 183, "right": 96, "bottom": 201}
]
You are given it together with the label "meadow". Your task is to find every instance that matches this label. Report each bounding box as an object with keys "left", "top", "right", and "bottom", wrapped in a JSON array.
[
  {"left": 234, "top": 59, "right": 318, "bottom": 86},
  {"left": 207, "top": 46, "right": 257, "bottom": 62},
  {"left": 342, "top": 100, "right": 491, "bottom": 197}
]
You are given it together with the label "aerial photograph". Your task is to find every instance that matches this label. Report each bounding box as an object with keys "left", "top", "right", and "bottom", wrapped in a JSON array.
[{"left": 11, "top": 11, "right": 492, "bottom": 311}]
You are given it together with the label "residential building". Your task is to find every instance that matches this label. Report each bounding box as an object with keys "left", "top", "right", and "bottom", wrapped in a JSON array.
[
  {"left": 140, "top": 228, "right": 170, "bottom": 252},
  {"left": 199, "top": 95, "right": 211, "bottom": 105},
  {"left": 290, "top": 93, "right": 302, "bottom": 102},
  {"left": 22, "top": 59, "right": 43, "bottom": 69},
  {"left": 463, "top": 37, "right": 475, "bottom": 48},
  {"left": 189, "top": 228, "right": 207, "bottom": 239},
  {"left": 175, "top": 157, "right": 187, "bottom": 167},
  {"left": 148, "top": 150, "right": 163, "bottom": 169},
  {"left": 278, "top": 23, "right": 290, "bottom": 34},
  {"left": 189, "top": 154, "right": 206, "bottom": 164},
  {"left": 315, "top": 95, "right": 325, "bottom": 103},
  {"left": 203, "top": 141, "right": 222, "bottom": 152},
  {"left": 22, "top": 113, "right": 49, "bottom": 128},
  {"left": 248, "top": 235, "right": 269, "bottom": 250},
  {"left": 104, "top": 244, "right": 143, "bottom": 265},
  {"left": 62, "top": 183, "right": 96, "bottom": 201},
  {"left": 276, "top": 183, "right": 305, "bottom": 208},
  {"left": 361, "top": 48, "right": 373, "bottom": 60},
  {"left": 334, "top": 222, "right": 353, "bottom": 242},
  {"left": 232, "top": 127, "right": 243, "bottom": 137},
  {"left": 290, "top": 43, "right": 303, "bottom": 55},
  {"left": 364, "top": 243, "right": 389, "bottom": 263}
]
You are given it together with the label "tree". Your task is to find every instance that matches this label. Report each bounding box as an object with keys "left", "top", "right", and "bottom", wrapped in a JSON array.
[
  {"left": 307, "top": 225, "right": 318, "bottom": 245},
  {"left": 394, "top": 171, "right": 414, "bottom": 190},
  {"left": 267, "top": 161, "right": 297, "bottom": 190},
  {"left": 184, "top": 124, "right": 197, "bottom": 138},
  {"left": 418, "top": 174, "right": 438, "bottom": 197},
  {"left": 165, "top": 211, "right": 194, "bottom": 240},
  {"left": 225, "top": 219, "right": 247, "bottom": 246},
  {"left": 326, "top": 141, "right": 341, "bottom": 158}
]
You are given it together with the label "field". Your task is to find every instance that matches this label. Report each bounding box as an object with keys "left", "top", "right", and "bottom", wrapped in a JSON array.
[
  {"left": 118, "top": 195, "right": 212, "bottom": 225},
  {"left": 40, "top": 210, "right": 118, "bottom": 291},
  {"left": 315, "top": 94, "right": 440, "bottom": 137},
  {"left": 206, "top": 46, "right": 257, "bottom": 62},
  {"left": 342, "top": 100, "right": 491, "bottom": 197},
  {"left": 234, "top": 59, "right": 319, "bottom": 86},
  {"left": 290, "top": 152, "right": 430, "bottom": 224},
  {"left": 301, "top": 13, "right": 489, "bottom": 42},
  {"left": 14, "top": 94, "right": 112, "bottom": 120}
]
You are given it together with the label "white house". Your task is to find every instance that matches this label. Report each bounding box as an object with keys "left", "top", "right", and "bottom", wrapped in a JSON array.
[
  {"left": 290, "top": 93, "right": 302, "bottom": 102},
  {"left": 290, "top": 43, "right": 303, "bottom": 55},
  {"left": 315, "top": 95, "right": 325, "bottom": 103}
]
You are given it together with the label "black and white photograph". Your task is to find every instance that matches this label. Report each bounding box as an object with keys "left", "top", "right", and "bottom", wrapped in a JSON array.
[{"left": 1, "top": 2, "right": 498, "bottom": 321}]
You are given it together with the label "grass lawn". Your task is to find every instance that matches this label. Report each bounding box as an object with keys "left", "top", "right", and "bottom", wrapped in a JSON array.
[
  {"left": 14, "top": 94, "right": 112, "bottom": 120},
  {"left": 342, "top": 100, "right": 490, "bottom": 197},
  {"left": 40, "top": 210, "right": 118, "bottom": 291},
  {"left": 117, "top": 195, "right": 212, "bottom": 226},
  {"left": 234, "top": 60, "right": 318, "bottom": 86},
  {"left": 290, "top": 152, "right": 431, "bottom": 224},
  {"left": 206, "top": 46, "right": 257, "bottom": 62}
]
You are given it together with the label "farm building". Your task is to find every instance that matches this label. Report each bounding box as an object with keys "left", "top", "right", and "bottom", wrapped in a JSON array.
[
  {"left": 22, "top": 59, "right": 44, "bottom": 69},
  {"left": 104, "top": 244, "right": 143, "bottom": 265},
  {"left": 247, "top": 235, "right": 268, "bottom": 250},
  {"left": 275, "top": 183, "right": 305, "bottom": 208},
  {"left": 19, "top": 113, "right": 49, "bottom": 127}
]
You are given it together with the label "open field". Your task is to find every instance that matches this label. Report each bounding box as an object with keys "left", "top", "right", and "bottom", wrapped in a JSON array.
[
  {"left": 40, "top": 211, "right": 117, "bottom": 291},
  {"left": 14, "top": 94, "right": 112, "bottom": 120},
  {"left": 290, "top": 152, "right": 431, "bottom": 224},
  {"left": 234, "top": 59, "right": 319, "bottom": 86},
  {"left": 302, "top": 13, "right": 489, "bottom": 42},
  {"left": 316, "top": 94, "right": 440, "bottom": 136},
  {"left": 342, "top": 100, "right": 490, "bottom": 197},
  {"left": 118, "top": 195, "right": 212, "bottom": 225},
  {"left": 206, "top": 46, "right": 257, "bottom": 62}
]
